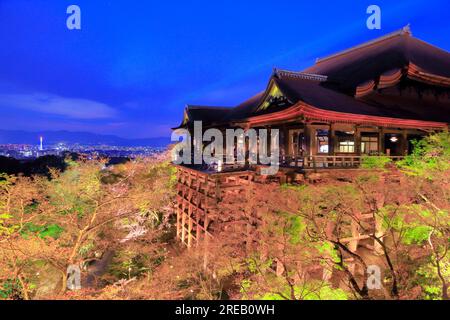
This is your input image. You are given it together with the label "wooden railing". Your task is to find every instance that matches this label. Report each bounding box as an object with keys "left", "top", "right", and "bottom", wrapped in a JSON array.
[
  {"left": 176, "top": 155, "right": 405, "bottom": 173},
  {"left": 280, "top": 155, "right": 405, "bottom": 169}
]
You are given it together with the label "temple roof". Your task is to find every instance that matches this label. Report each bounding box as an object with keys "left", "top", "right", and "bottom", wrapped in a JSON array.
[
  {"left": 305, "top": 26, "right": 450, "bottom": 92},
  {"left": 176, "top": 27, "right": 450, "bottom": 129},
  {"left": 274, "top": 73, "right": 450, "bottom": 123},
  {"left": 173, "top": 105, "right": 232, "bottom": 130},
  {"left": 222, "top": 92, "right": 265, "bottom": 121}
]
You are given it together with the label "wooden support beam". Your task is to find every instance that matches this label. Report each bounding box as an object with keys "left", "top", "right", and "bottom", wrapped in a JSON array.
[
  {"left": 329, "top": 124, "right": 336, "bottom": 156},
  {"left": 348, "top": 219, "right": 360, "bottom": 252},
  {"left": 401, "top": 130, "right": 408, "bottom": 156},
  {"left": 304, "top": 123, "right": 314, "bottom": 157},
  {"left": 379, "top": 127, "right": 385, "bottom": 155},
  {"left": 355, "top": 126, "right": 362, "bottom": 156},
  {"left": 187, "top": 207, "right": 193, "bottom": 248},
  {"left": 282, "top": 125, "right": 289, "bottom": 160}
]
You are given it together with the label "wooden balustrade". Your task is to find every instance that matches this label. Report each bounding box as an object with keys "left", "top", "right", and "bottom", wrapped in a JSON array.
[
  {"left": 181, "top": 152, "right": 405, "bottom": 172},
  {"left": 280, "top": 155, "right": 404, "bottom": 169}
]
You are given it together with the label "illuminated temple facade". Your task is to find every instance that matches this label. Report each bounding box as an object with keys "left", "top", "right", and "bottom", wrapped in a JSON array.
[
  {"left": 174, "top": 26, "right": 450, "bottom": 170},
  {"left": 172, "top": 27, "right": 450, "bottom": 248}
]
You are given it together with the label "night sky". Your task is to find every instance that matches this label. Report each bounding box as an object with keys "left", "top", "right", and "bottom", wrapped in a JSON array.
[{"left": 0, "top": 0, "right": 449, "bottom": 139}]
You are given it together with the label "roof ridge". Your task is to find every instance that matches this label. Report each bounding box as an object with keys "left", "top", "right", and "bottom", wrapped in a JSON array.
[
  {"left": 186, "top": 105, "right": 232, "bottom": 110},
  {"left": 315, "top": 25, "right": 412, "bottom": 64},
  {"left": 274, "top": 68, "right": 328, "bottom": 82}
]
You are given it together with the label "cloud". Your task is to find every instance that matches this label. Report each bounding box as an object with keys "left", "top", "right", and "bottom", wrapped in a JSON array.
[{"left": 0, "top": 92, "right": 117, "bottom": 119}]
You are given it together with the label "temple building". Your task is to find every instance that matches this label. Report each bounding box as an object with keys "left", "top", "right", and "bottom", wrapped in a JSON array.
[
  {"left": 174, "top": 26, "right": 450, "bottom": 170},
  {"left": 172, "top": 27, "right": 450, "bottom": 249}
]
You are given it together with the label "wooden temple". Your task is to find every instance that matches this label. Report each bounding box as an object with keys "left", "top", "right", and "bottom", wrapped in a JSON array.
[{"left": 173, "top": 27, "right": 450, "bottom": 249}]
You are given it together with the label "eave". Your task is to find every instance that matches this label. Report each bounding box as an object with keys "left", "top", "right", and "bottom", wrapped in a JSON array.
[
  {"left": 408, "top": 63, "right": 450, "bottom": 87},
  {"left": 355, "top": 64, "right": 450, "bottom": 98},
  {"left": 245, "top": 102, "right": 448, "bottom": 130}
]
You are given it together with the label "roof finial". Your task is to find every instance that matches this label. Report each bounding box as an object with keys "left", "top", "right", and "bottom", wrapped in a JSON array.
[{"left": 403, "top": 24, "right": 412, "bottom": 36}]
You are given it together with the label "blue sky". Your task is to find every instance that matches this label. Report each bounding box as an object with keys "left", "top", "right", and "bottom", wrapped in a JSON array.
[{"left": 0, "top": 0, "right": 449, "bottom": 138}]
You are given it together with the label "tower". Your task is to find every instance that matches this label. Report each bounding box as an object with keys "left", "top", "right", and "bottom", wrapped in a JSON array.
[{"left": 39, "top": 136, "right": 43, "bottom": 151}]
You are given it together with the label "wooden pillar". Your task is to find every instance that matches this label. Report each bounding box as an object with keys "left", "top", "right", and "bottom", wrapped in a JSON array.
[
  {"left": 304, "top": 124, "right": 315, "bottom": 156},
  {"left": 187, "top": 205, "right": 193, "bottom": 248},
  {"left": 176, "top": 203, "right": 181, "bottom": 240},
  {"left": 374, "top": 213, "right": 385, "bottom": 256},
  {"left": 176, "top": 173, "right": 181, "bottom": 240},
  {"left": 329, "top": 124, "right": 336, "bottom": 156},
  {"left": 282, "top": 126, "right": 289, "bottom": 162},
  {"left": 348, "top": 219, "right": 360, "bottom": 252},
  {"left": 355, "top": 126, "right": 362, "bottom": 156},
  {"left": 181, "top": 201, "right": 186, "bottom": 245},
  {"left": 203, "top": 216, "right": 209, "bottom": 270},
  {"left": 195, "top": 173, "right": 201, "bottom": 248},
  {"left": 401, "top": 130, "right": 408, "bottom": 156},
  {"left": 378, "top": 127, "right": 385, "bottom": 155},
  {"left": 311, "top": 127, "right": 317, "bottom": 156}
]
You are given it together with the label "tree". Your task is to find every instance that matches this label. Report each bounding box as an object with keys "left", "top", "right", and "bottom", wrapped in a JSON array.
[
  {"left": 396, "top": 132, "right": 450, "bottom": 300},
  {"left": 0, "top": 154, "right": 177, "bottom": 299}
]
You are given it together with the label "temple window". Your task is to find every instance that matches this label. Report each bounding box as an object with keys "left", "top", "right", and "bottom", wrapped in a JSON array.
[
  {"left": 336, "top": 131, "right": 355, "bottom": 153},
  {"left": 361, "top": 135, "right": 379, "bottom": 154},
  {"left": 339, "top": 141, "right": 355, "bottom": 153}
]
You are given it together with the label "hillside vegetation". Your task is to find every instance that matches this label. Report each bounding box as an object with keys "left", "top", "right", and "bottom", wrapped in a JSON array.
[{"left": 0, "top": 133, "right": 449, "bottom": 300}]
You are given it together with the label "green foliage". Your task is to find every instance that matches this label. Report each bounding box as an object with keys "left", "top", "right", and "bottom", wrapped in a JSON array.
[
  {"left": 272, "top": 211, "right": 306, "bottom": 245},
  {"left": 316, "top": 242, "right": 341, "bottom": 265},
  {"left": 302, "top": 284, "right": 348, "bottom": 300},
  {"left": 168, "top": 166, "right": 178, "bottom": 189},
  {"left": 398, "top": 132, "right": 450, "bottom": 178},
  {"left": 79, "top": 242, "right": 95, "bottom": 257},
  {"left": 260, "top": 292, "right": 287, "bottom": 300},
  {"left": 239, "top": 279, "right": 252, "bottom": 299},
  {"left": 0, "top": 279, "right": 22, "bottom": 300},
  {"left": 287, "top": 216, "right": 306, "bottom": 245},
  {"left": 0, "top": 175, "right": 15, "bottom": 236},
  {"left": 259, "top": 282, "right": 348, "bottom": 300},
  {"left": 384, "top": 206, "right": 434, "bottom": 245},
  {"left": 48, "top": 161, "right": 102, "bottom": 220},
  {"left": 246, "top": 256, "right": 273, "bottom": 274},
  {"left": 361, "top": 155, "right": 392, "bottom": 170},
  {"left": 415, "top": 262, "right": 449, "bottom": 300},
  {"left": 108, "top": 251, "right": 155, "bottom": 280},
  {"left": 0, "top": 213, "right": 16, "bottom": 236},
  {"left": 280, "top": 184, "right": 308, "bottom": 193},
  {"left": 24, "top": 202, "right": 39, "bottom": 215},
  {"left": 402, "top": 226, "right": 433, "bottom": 245},
  {"left": 20, "top": 222, "right": 64, "bottom": 240},
  {"left": 356, "top": 173, "right": 380, "bottom": 184}
]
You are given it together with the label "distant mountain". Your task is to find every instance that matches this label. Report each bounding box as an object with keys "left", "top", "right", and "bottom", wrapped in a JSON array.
[{"left": 0, "top": 130, "right": 171, "bottom": 147}]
